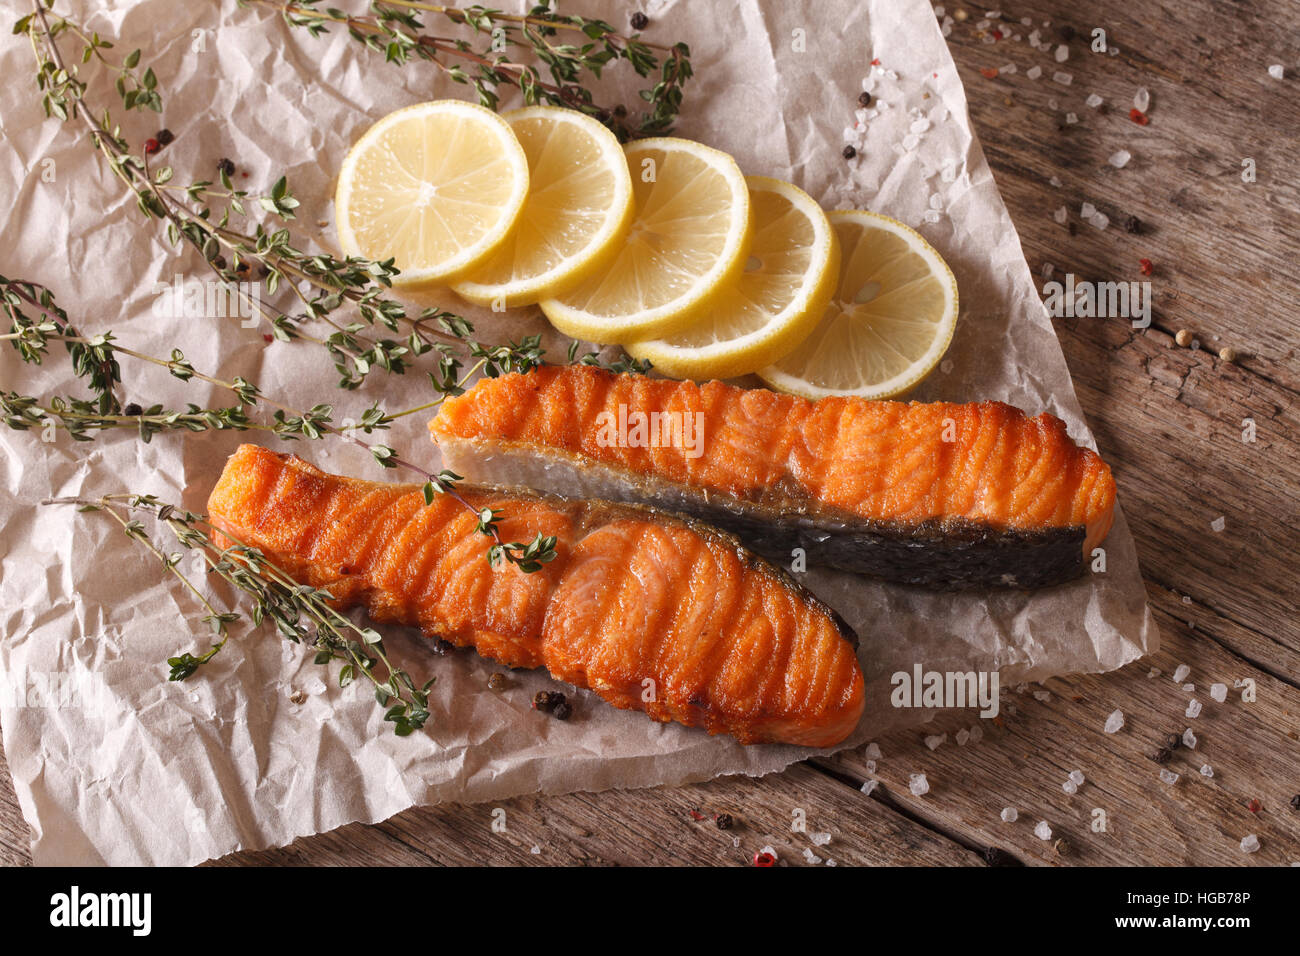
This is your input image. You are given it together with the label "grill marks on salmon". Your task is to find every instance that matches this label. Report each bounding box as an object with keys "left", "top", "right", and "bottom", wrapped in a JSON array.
[
  {"left": 207, "top": 444, "right": 865, "bottom": 747},
  {"left": 429, "top": 366, "right": 1117, "bottom": 589}
]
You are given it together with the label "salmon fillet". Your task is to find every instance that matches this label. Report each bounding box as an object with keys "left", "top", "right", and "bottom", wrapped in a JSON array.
[
  {"left": 429, "top": 366, "right": 1117, "bottom": 589},
  {"left": 207, "top": 444, "right": 865, "bottom": 747}
]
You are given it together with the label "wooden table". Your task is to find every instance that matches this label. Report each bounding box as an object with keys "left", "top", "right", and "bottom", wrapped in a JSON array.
[{"left": 2, "top": 0, "right": 1297, "bottom": 867}]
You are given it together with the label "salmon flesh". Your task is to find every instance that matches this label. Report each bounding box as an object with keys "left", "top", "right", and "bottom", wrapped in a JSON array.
[
  {"left": 207, "top": 444, "right": 865, "bottom": 747},
  {"left": 430, "top": 366, "right": 1117, "bottom": 589}
]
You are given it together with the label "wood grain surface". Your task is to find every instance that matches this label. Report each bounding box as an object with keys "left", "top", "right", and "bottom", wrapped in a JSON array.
[{"left": 2, "top": 0, "right": 1296, "bottom": 867}]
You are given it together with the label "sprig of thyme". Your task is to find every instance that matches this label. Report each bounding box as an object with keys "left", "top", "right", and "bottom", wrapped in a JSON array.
[
  {"left": 44, "top": 494, "right": 436, "bottom": 736},
  {"left": 251, "top": 0, "right": 692, "bottom": 141},
  {"left": 18, "top": 1, "right": 563, "bottom": 394},
  {"left": 2, "top": 275, "right": 558, "bottom": 572}
]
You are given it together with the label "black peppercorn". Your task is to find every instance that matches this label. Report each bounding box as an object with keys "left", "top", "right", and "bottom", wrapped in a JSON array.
[
  {"left": 1057, "top": 25, "right": 1075, "bottom": 41},
  {"left": 487, "top": 672, "right": 506, "bottom": 691},
  {"left": 429, "top": 637, "right": 454, "bottom": 655},
  {"left": 1290, "top": 794, "right": 1300, "bottom": 811},
  {"left": 553, "top": 699, "right": 572, "bottom": 720},
  {"left": 858, "top": 91, "right": 873, "bottom": 107},
  {"left": 156, "top": 128, "right": 174, "bottom": 146},
  {"left": 212, "top": 255, "right": 227, "bottom": 271},
  {"left": 1066, "top": 221, "right": 1076, "bottom": 236},
  {"left": 716, "top": 813, "right": 734, "bottom": 830},
  {"left": 217, "top": 157, "right": 235, "bottom": 177},
  {"left": 1152, "top": 747, "right": 1173, "bottom": 764},
  {"left": 630, "top": 12, "right": 649, "bottom": 30},
  {"left": 842, "top": 144, "right": 857, "bottom": 159},
  {"left": 124, "top": 402, "right": 142, "bottom": 417},
  {"left": 1165, "top": 732, "right": 1181, "bottom": 750},
  {"left": 1124, "top": 215, "right": 1142, "bottom": 234},
  {"left": 534, "top": 690, "right": 565, "bottom": 713}
]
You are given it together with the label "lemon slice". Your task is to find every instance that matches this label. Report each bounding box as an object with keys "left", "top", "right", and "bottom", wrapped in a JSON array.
[
  {"left": 539, "top": 137, "right": 751, "bottom": 343},
  {"left": 625, "top": 176, "right": 840, "bottom": 380},
  {"left": 450, "top": 106, "right": 634, "bottom": 309},
  {"left": 758, "top": 210, "right": 958, "bottom": 399},
  {"left": 335, "top": 100, "right": 529, "bottom": 285}
]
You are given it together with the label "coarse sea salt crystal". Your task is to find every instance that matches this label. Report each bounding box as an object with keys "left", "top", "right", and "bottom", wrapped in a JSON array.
[
  {"left": 530, "top": 845, "right": 541, "bottom": 854},
  {"left": 1069, "top": 770, "right": 1086, "bottom": 786},
  {"left": 810, "top": 831, "right": 832, "bottom": 846},
  {"left": 1211, "top": 516, "right": 1226, "bottom": 532},
  {"left": 1048, "top": 97, "right": 1059, "bottom": 109},
  {"left": 909, "top": 773, "right": 930, "bottom": 796},
  {"left": 1055, "top": 44, "right": 1069, "bottom": 62},
  {"left": 956, "top": 728, "right": 970, "bottom": 745},
  {"left": 825, "top": 858, "right": 837, "bottom": 867},
  {"left": 861, "top": 779, "right": 879, "bottom": 795},
  {"left": 923, "top": 209, "right": 943, "bottom": 224},
  {"left": 1065, "top": 112, "right": 1079, "bottom": 125},
  {"left": 1053, "top": 71, "right": 1072, "bottom": 86},
  {"left": 1241, "top": 834, "right": 1261, "bottom": 853},
  {"left": 1091, "top": 211, "right": 1109, "bottom": 230},
  {"left": 1034, "top": 690, "right": 1051, "bottom": 701},
  {"left": 1041, "top": 262, "right": 1055, "bottom": 279},
  {"left": 1080, "top": 201, "right": 1097, "bottom": 219},
  {"left": 911, "top": 116, "right": 932, "bottom": 134},
  {"left": 1001, "top": 63, "right": 1017, "bottom": 74},
  {"left": 1186, "top": 699, "right": 1203, "bottom": 719},
  {"left": 802, "top": 846, "right": 820, "bottom": 863},
  {"left": 1086, "top": 93, "right": 1104, "bottom": 108},
  {"left": 1021, "top": 16, "right": 1032, "bottom": 25},
  {"left": 968, "top": 724, "right": 984, "bottom": 743},
  {"left": 925, "top": 733, "right": 946, "bottom": 751},
  {"left": 934, "top": 4, "right": 946, "bottom": 16},
  {"left": 865, "top": 742, "right": 881, "bottom": 760},
  {"left": 1173, "top": 663, "right": 1191, "bottom": 683},
  {"left": 1104, "top": 709, "right": 1125, "bottom": 733},
  {"left": 1026, "top": 64, "right": 1042, "bottom": 80},
  {"left": 1134, "top": 87, "right": 1151, "bottom": 111},
  {"left": 1160, "top": 769, "right": 1180, "bottom": 785},
  {"left": 1109, "top": 149, "right": 1132, "bottom": 168},
  {"left": 1200, "top": 764, "right": 1214, "bottom": 778},
  {"left": 1001, "top": 807, "right": 1018, "bottom": 822},
  {"left": 1211, "top": 683, "right": 1228, "bottom": 703},
  {"left": 903, "top": 133, "right": 921, "bottom": 150},
  {"left": 929, "top": 193, "right": 945, "bottom": 209},
  {"left": 1268, "top": 64, "right": 1285, "bottom": 80},
  {"left": 1049, "top": 175, "right": 1063, "bottom": 187},
  {"left": 1183, "top": 683, "right": 1195, "bottom": 693},
  {"left": 1034, "top": 821, "right": 1052, "bottom": 840},
  {"left": 865, "top": 760, "right": 877, "bottom": 773},
  {"left": 1063, "top": 780, "right": 1078, "bottom": 794},
  {"left": 1183, "top": 728, "right": 1198, "bottom": 749}
]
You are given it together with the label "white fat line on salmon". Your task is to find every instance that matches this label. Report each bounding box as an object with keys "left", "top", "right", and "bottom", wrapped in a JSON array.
[
  {"left": 1041, "top": 273, "right": 1151, "bottom": 328},
  {"left": 890, "top": 665, "right": 999, "bottom": 718},
  {"left": 151, "top": 273, "right": 261, "bottom": 327},
  {"left": 594, "top": 404, "right": 705, "bottom": 458},
  {"left": 50, "top": 886, "right": 151, "bottom": 936}
]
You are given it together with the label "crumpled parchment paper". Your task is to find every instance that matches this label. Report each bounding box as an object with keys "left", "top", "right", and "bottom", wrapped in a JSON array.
[{"left": 0, "top": 0, "right": 1157, "bottom": 865}]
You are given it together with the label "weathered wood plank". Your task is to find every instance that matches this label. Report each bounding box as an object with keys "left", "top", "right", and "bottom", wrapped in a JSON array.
[
  {"left": 0, "top": 726, "right": 33, "bottom": 866},
  {"left": 209, "top": 760, "right": 983, "bottom": 867},
  {"left": 947, "top": 0, "right": 1300, "bottom": 380},
  {"left": 942, "top": 3, "right": 1300, "bottom": 678},
  {"left": 821, "top": 602, "right": 1300, "bottom": 866}
]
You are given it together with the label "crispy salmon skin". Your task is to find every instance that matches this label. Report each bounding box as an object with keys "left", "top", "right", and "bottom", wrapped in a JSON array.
[
  {"left": 207, "top": 444, "right": 865, "bottom": 747},
  {"left": 430, "top": 366, "right": 1117, "bottom": 589}
]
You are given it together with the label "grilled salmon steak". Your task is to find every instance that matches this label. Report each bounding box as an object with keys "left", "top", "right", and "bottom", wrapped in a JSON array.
[
  {"left": 430, "top": 366, "right": 1117, "bottom": 589},
  {"left": 207, "top": 444, "right": 865, "bottom": 747}
]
